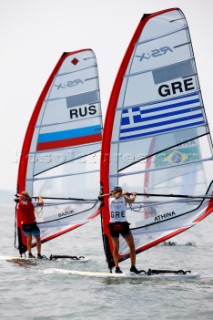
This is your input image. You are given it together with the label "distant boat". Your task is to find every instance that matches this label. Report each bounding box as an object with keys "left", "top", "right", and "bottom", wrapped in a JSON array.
[
  {"left": 100, "top": 8, "right": 213, "bottom": 271},
  {"left": 15, "top": 50, "right": 103, "bottom": 256}
]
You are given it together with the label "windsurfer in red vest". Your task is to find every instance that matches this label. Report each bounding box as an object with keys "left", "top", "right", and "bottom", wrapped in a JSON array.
[
  {"left": 109, "top": 186, "right": 140, "bottom": 274},
  {"left": 17, "top": 191, "right": 44, "bottom": 259}
]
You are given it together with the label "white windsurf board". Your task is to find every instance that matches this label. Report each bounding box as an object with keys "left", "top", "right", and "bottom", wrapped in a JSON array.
[
  {"left": 43, "top": 268, "right": 200, "bottom": 280},
  {"left": 0, "top": 255, "right": 88, "bottom": 262},
  {"left": 0, "top": 256, "right": 36, "bottom": 261}
]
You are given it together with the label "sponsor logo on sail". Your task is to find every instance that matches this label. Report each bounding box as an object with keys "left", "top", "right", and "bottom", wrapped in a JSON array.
[
  {"left": 54, "top": 79, "right": 83, "bottom": 90},
  {"left": 138, "top": 46, "right": 173, "bottom": 61},
  {"left": 155, "top": 211, "right": 176, "bottom": 222},
  {"left": 58, "top": 210, "right": 74, "bottom": 218}
]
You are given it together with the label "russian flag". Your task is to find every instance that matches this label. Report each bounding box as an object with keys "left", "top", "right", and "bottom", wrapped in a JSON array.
[{"left": 37, "top": 124, "right": 102, "bottom": 151}]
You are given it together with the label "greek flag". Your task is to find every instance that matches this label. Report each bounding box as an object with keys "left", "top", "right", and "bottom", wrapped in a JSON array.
[{"left": 120, "top": 93, "right": 204, "bottom": 140}]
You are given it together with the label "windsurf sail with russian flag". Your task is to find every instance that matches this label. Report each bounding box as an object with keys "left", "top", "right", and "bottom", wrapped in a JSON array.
[
  {"left": 15, "top": 49, "right": 102, "bottom": 255},
  {"left": 100, "top": 8, "right": 213, "bottom": 270}
]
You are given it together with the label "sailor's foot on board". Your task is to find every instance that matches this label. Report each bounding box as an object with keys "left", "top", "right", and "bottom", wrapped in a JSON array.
[
  {"left": 130, "top": 266, "right": 140, "bottom": 274},
  {"left": 28, "top": 253, "right": 36, "bottom": 258},
  {"left": 115, "top": 266, "right": 123, "bottom": 273}
]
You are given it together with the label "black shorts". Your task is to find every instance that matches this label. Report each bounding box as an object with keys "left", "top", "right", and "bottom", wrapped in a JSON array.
[
  {"left": 22, "top": 222, "right": 40, "bottom": 236},
  {"left": 108, "top": 222, "right": 131, "bottom": 239}
]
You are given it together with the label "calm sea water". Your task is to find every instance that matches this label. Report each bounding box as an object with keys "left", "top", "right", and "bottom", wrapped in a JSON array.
[{"left": 0, "top": 205, "right": 213, "bottom": 320}]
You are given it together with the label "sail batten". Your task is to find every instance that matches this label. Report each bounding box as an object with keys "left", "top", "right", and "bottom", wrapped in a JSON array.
[
  {"left": 35, "top": 117, "right": 102, "bottom": 129},
  {"left": 100, "top": 8, "right": 213, "bottom": 269},
  {"left": 117, "top": 91, "right": 201, "bottom": 110},
  {"left": 125, "top": 61, "right": 197, "bottom": 79},
  {"left": 110, "top": 156, "right": 213, "bottom": 178},
  {"left": 137, "top": 25, "right": 188, "bottom": 45},
  {"left": 57, "top": 63, "right": 98, "bottom": 76},
  {"left": 27, "top": 169, "right": 100, "bottom": 181}
]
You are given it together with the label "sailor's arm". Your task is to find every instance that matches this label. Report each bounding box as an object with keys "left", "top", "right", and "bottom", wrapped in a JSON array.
[
  {"left": 123, "top": 192, "right": 137, "bottom": 203},
  {"left": 37, "top": 195, "right": 44, "bottom": 206}
]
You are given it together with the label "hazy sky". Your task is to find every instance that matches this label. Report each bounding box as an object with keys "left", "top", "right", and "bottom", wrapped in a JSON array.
[{"left": 0, "top": 0, "right": 213, "bottom": 192}]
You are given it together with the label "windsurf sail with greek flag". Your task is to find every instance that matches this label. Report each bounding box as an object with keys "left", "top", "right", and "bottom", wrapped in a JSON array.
[
  {"left": 100, "top": 8, "right": 213, "bottom": 270},
  {"left": 15, "top": 50, "right": 102, "bottom": 255}
]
